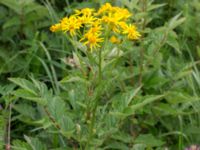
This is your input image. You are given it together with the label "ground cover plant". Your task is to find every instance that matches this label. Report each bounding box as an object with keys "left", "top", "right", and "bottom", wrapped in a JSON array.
[{"left": 0, "top": 0, "right": 200, "bottom": 149}]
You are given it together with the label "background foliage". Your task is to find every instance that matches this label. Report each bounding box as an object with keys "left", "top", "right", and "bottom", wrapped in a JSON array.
[{"left": 0, "top": 0, "right": 200, "bottom": 149}]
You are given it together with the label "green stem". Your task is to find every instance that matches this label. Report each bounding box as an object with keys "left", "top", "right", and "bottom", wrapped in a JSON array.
[
  {"left": 98, "top": 49, "right": 102, "bottom": 82},
  {"left": 85, "top": 27, "right": 110, "bottom": 149},
  {"left": 139, "top": 0, "right": 147, "bottom": 86},
  {"left": 85, "top": 48, "right": 102, "bottom": 149}
]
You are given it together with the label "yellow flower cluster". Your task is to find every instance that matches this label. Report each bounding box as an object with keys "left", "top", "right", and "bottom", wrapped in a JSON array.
[{"left": 50, "top": 3, "right": 141, "bottom": 50}]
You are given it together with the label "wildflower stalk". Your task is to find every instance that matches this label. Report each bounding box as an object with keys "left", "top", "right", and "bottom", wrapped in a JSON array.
[
  {"left": 86, "top": 30, "right": 109, "bottom": 148},
  {"left": 86, "top": 48, "right": 103, "bottom": 149},
  {"left": 98, "top": 49, "right": 102, "bottom": 82},
  {"left": 139, "top": 0, "right": 147, "bottom": 86},
  {"left": 129, "top": 53, "right": 134, "bottom": 86}
]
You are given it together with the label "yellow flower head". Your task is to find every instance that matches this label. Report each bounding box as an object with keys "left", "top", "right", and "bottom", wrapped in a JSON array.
[
  {"left": 119, "top": 21, "right": 128, "bottom": 30},
  {"left": 112, "top": 7, "right": 132, "bottom": 20},
  {"left": 81, "top": 32, "right": 104, "bottom": 50},
  {"left": 101, "top": 13, "right": 121, "bottom": 33},
  {"left": 110, "top": 36, "right": 121, "bottom": 44},
  {"left": 60, "top": 16, "right": 82, "bottom": 36},
  {"left": 122, "top": 24, "right": 141, "bottom": 40},
  {"left": 97, "top": 3, "right": 112, "bottom": 15},
  {"left": 75, "top": 8, "right": 95, "bottom": 17},
  {"left": 121, "top": 8, "right": 132, "bottom": 20},
  {"left": 50, "top": 23, "right": 61, "bottom": 32},
  {"left": 101, "top": 6, "right": 131, "bottom": 33},
  {"left": 78, "top": 15, "right": 96, "bottom": 25},
  {"left": 89, "top": 24, "right": 102, "bottom": 34}
]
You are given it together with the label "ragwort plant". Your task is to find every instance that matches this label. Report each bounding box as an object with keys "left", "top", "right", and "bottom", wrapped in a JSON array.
[{"left": 49, "top": 3, "right": 142, "bottom": 149}]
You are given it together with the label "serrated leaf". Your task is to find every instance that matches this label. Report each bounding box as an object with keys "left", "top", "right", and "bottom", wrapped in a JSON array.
[
  {"left": 135, "top": 134, "right": 164, "bottom": 147},
  {"left": 47, "top": 97, "right": 75, "bottom": 136},
  {"left": 112, "top": 86, "right": 142, "bottom": 112},
  {"left": 12, "top": 139, "right": 32, "bottom": 150},
  {"left": 13, "top": 89, "right": 47, "bottom": 105},
  {"left": 47, "top": 97, "right": 66, "bottom": 121},
  {"left": 24, "top": 136, "right": 47, "bottom": 150},
  {"left": 13, "top": 103, "right": 36, "bottom": 119},
  {"left": 124, "top": 95, "right": 164, "bottom": 116},
  {"left": 9, "top": 78, "right": 37, "bottom": 95},
  {"left": 59, "top": 115, "right": 75, "bottom": 137}
]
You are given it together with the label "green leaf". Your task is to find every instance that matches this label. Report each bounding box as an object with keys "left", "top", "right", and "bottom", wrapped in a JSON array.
[
  {"left": 166, "top": 92, "right": 198, "bottom": 104},
  {"left": 59, "top": 115, "right": 75, "bottom": 136},
  {"left": 166, "top": 31, "right": 180, "bottom": 53},
  {"left": 10, "top": 78, "right": 53, "bottom": 105},
  {"left": 24, "top": 136, "right": 47, "bottom": 150},
  {"left": 168, "top": 13, "right": 186, "bottom": 29},
  {"left": 111, "top": 132, "right": 133, "bottom": 143},
  {"left": 13, "top": 89, "right": 47, "bottom": 105},
  {"left": 47, "top": 97, "right": 75, "bottom": 136},
  {"left": 12, "top": 139, "right": 32, "bottom": 150},
  {"left": 112, "top": 86, "right": 142, "bottom": 113},
  {"left": 0, "top": 0, "right": 21, "bottom": 14},
  {"left": 9, "top": 78, "right": 37, "bottom": 95},
  {"left": 24, "top": 2, "right": 48, "bottom": 16},
  {"left": 135, "top": 134, "right": 165, "bottom": 147},
  {"left": 131, "top": 144, "right": 146, "bottom": 150},
  {"left": 147, "top": 3, "right": 166, "bottom": 11},
  {"left": 173, "top": 70, "right": 193, "bottom": 81},
  {"left": 47, "top": 97, "right": 67, "bottom": 121},
  {"left": 143, "top": 69, "right": 169, "bottom": 89},
  {"left": 13, "top": 103, "right": 36, "bottom": 119},
  {"left": 124, "top": 95, "right": 165, "bottom": 116},
  {"left": 153, "top": 103, "right": 179, "bottom": 115},
  {"left": 3, "top": 16, "right": 20, "bottom": 29},
  {"left": 104, "top": 141, "right": 130, "bottom": 150}
]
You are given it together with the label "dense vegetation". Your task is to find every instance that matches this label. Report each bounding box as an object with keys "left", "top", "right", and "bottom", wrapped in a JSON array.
[{"left": 0, "top": 0, "right": 200, "bottom": 149}]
